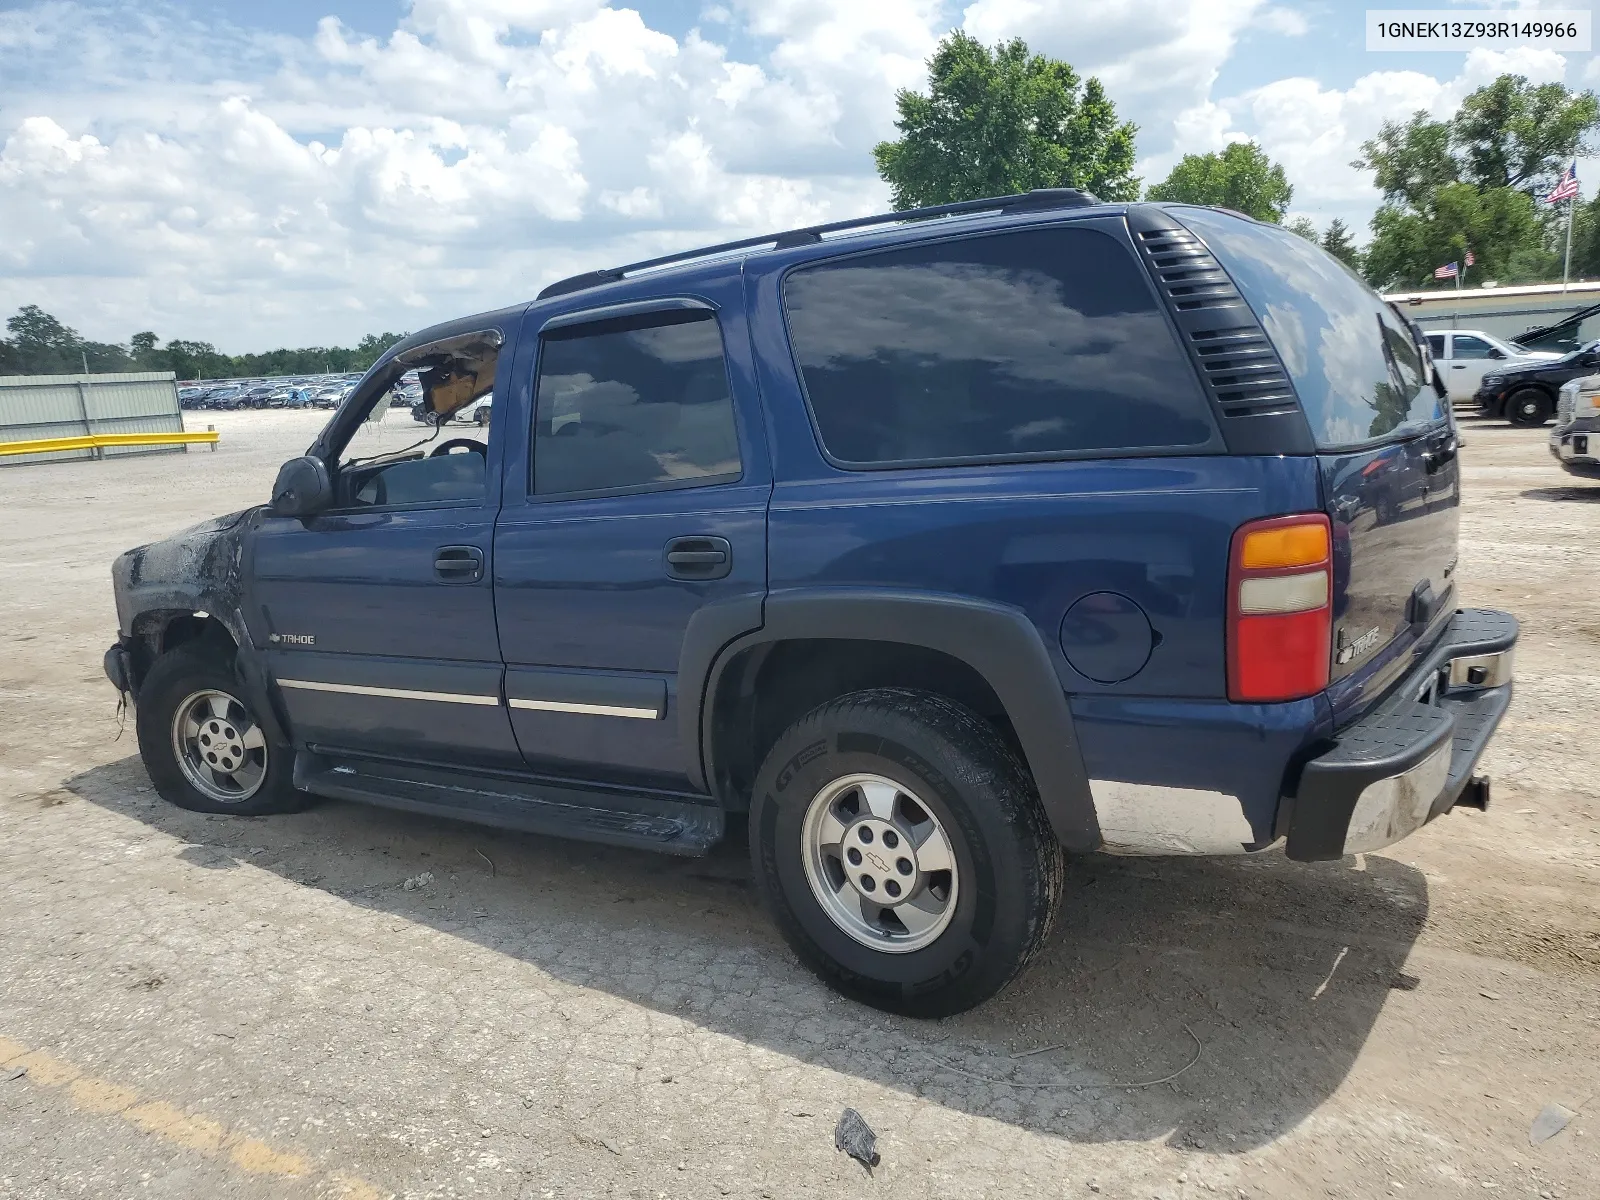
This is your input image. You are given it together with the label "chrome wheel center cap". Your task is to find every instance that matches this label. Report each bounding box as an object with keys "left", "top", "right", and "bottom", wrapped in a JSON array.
[{"left": 839, "top": 817, "right": 919, "bottom": 903}]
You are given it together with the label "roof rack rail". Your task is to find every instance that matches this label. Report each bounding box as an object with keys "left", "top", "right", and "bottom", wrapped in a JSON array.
[{"left": 535, "top": 187, "right": 1103, "bottom": 301}]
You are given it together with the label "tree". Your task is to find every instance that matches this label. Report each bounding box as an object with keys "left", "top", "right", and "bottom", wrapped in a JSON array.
[
  {"left": 1286, "top": 216, "right": 1319, "bottom": 241},
  {"left": 355, "top": 332, "right": 407, "bottom": 370},
  {"left": 1452, "top": 75, "right": 1600, "bottom": 195},
  {"left": 0, "top": 305, "right": 411, "bottom": 379},
  {"left": 1353, "top": 112, "right": 1457, "bottom": 211},
  {"left": 1320, "top": 218, "right": 1362, "bottom": 270},
  {"left": 129, "top": 331, "right": 159, "bottom": 363},
  {"left": 1355, "top": 75, "right": 1600, "bottom": 288},
  {"left": 873, "top": 32, "right": 1139, "bottom": 209},
  {"left": 0, "top": 305, "right": 131, "bottom": 374},
  {"left": 1364, "top": 182, "right": 1546, "bottom": 287},
  {"left": 1147, "top": 141, "right": 1293, "bottom": 222}
]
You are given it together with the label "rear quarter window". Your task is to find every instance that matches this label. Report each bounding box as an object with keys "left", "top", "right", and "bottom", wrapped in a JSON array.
[
  {"left": 782, "top": 225, "right": 1219, "bottom": 466},
  {"left": 1172, "top": 207, "right": 1444, "bottom": 449}
]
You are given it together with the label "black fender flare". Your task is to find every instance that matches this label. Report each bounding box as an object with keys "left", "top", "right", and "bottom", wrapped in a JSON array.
[{"left": 682, "top": 588, "right": 1100, "bottom": 851}]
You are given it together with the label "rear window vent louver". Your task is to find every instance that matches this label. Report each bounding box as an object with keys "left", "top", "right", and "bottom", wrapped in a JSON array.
[
  {"left": 1137, "top": 228, "right": 1241, "bottom": 311},
  {"left": 1137, "top": 227, "right": 1300, "bottom": 419},
  {"left": 1189, "top": 328, "right": 1299, "bottom": 417}
]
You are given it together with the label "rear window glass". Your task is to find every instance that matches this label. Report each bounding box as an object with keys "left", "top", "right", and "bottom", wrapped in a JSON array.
[
  {"left": 1173, "top": 207, "right": 1444, "bottom": 449},
  {"left": 782, "top": 226, "right": 1218, "bottom": 466}
]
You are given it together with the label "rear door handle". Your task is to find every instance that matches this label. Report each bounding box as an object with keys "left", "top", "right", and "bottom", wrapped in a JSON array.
[
  {"left": 664, "top": 536, "right": 732, "bottom": 580},
  {"left": 435, "top": 545, "right": 484, "bottom": 582}
]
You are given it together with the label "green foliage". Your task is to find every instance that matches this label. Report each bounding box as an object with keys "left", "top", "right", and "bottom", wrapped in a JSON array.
[
  {"left": 1, "top": 305, "right": 132, "bottom": 374},
  {"left": 1320, "top": 219, "right": 1362, "bottom": 271},
  {"left": 1452, "top": 76, "right": 1600, "bottom": 194},
  {"left": 0, "top": 308, "right": 408, "bottom": 379},
  {"left": 1147, "top": 142, "right": 1293, "bottom": 222},
  {"left": 1355, "top": 75, "right": 1600, "bottom": 288},
  {"left": 1568, "top": 193, "right": 1600, "bottom": 279},
  {"left": 1285, "top": 216, "right": 1319, "bottom": 241},
  {"left": 1364, "top": 182, "right": 1546, "bottom": 288},
  {"left": 873, "top": 32, "right": 1139, "bottom": 209},
  {"left": 1353, "top": 112, "right": 1458, "bottom": 211}
]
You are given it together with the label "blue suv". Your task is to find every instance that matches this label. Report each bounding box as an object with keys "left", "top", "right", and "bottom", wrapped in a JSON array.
[{"left": 105, "top": 191, "right": 1518, "bottom": 1016}]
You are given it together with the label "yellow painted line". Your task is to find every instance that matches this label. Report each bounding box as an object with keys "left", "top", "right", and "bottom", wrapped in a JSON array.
[
  {"left": 0, "top": 430, "right": 220, "bottom": 456},
  {"left": 0, "top": 1034, "right": 387, "bottom": 1197}
]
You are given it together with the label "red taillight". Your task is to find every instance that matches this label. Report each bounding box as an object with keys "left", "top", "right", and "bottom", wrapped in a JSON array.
[{"left": 1227, "top": 514, "right": 1332, "bottom": 702}]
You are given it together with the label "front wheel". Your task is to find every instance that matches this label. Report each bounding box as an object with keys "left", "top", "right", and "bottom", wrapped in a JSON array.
[
  {"left": 1506, "top": 388, "right": 1553, "bottom": 427},
  {"left": 135, "top": 646, "right": 307, "bottom": 815},
  {"left": 749, "top": 688, "right": 1064, "bottom": 1017}
]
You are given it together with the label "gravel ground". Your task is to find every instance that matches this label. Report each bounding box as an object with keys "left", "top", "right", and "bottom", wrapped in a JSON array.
[{"left": 0, "top": 410, "right": 1595, "bottom": 1199}]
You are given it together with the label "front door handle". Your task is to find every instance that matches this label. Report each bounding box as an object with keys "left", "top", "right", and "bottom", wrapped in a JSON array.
[
  {"left": 435, "top": 545, "right": 484, "bottom": 582},
  {"left": 664, "top": 536, "right": 732, "bottom": 581},
  {"left": 1451, "top": 364, "right": 1467, "bottom": 369}
]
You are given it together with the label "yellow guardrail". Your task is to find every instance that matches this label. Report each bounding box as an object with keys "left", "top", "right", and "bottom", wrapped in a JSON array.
[{"left": 0, "top": 430, "right": 220, "bottom": 458}]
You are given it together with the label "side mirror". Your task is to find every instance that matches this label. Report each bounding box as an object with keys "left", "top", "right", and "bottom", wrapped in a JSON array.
[
  {"left": 269, "top": 456, "right": 333, "bottom": 517},
  {"left": 1488, "top": 347, "right": 1506, "bottom": 359}
]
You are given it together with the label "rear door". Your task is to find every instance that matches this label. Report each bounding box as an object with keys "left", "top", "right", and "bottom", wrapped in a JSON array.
[
  {"left": 492, "top": 279, "right": 770, "bottom": 793},
  {"left": 1447, "top": 333, "right": 1497, "bottom": 402},
  {"left": 1174, "top": 208, "right": 1458, "bottom": 723}
]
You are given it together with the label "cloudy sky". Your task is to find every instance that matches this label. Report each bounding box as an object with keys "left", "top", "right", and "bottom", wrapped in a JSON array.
[{"left": 0, "top": 0, "right": 1594, "bottom": 352}]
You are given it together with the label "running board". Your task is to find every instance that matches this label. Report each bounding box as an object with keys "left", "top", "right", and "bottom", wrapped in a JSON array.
[{"left": 293, "top": 751, "right": 723, "bottom": 856}]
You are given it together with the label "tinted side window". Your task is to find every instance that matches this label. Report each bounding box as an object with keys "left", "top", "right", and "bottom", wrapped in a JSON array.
[
  {"left": 1426, "top": 333, "right": 1446, "bottom": 359},
  {"left": 1173, "top": 206, "right": 1444, "bottom": 449},
  {"left": 782, "top": 226, "right": 1217, "bottom": 466},
  {"left": 1452, "top": 334, "right": 1493, "bottom": 359},
  {"left": 533, "top": 310, "right": 741, "bottom": 496}
]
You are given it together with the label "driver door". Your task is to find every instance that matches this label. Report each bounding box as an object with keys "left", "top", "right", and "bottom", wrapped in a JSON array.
[
  {"left": 249, "top": 371, "right": 518, "bottom": 768},
  {"left": 1446, "top": 333, "right": 1498, "bottom": 402}
]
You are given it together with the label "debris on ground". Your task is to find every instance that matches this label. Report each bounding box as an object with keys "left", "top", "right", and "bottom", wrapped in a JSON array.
[
  {"left": 402, "top": 872, "right": 434, "bottom": 891},
  {"left": 4, "top": 1068, "right": 25, "bottom": 1082},
  {"left": 834, "top": 1108, "right": 879, "bottom": 1170},
  {"left": 1530, "top": 1104, "right": 1576, "bottom": 1144}
]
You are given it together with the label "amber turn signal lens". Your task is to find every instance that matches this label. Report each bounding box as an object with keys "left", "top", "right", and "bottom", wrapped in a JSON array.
[{"left": 1239, "top": 523, "right": 1329, "bottom": 570}]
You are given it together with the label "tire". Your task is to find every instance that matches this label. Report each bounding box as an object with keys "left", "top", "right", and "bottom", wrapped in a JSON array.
[
  {"left": 135, "top": 646, "right": 307, "bottom": 816},
  {"left": 1506, "top": 388, "right": 1553, "bottom": 427},
  {"left": 749, "top": 688, "right": 1065, "bottom": 1018}
]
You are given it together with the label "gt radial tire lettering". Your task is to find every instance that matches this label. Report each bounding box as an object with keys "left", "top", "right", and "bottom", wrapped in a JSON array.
[
  {"left": 839, "top": 733, "right": 945, "bottom": 797},
  {"left": 909, "top": 947, "right": 976, "bottom": 996},
  {"left": 774, "top": 739, "right": 829, "bottom": 792}
]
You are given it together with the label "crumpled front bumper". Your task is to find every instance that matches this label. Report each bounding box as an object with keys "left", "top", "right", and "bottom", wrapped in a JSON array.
[{"left": 1285, "top": 609, "right": 1518, "bottom": 862}]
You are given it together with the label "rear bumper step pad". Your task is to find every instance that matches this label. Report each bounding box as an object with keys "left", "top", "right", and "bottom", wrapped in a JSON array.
[{"left": 1285, "top": 608, "right": 1518, "bottom": 862}]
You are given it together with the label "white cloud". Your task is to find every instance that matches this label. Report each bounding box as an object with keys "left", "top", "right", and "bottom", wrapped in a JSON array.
[
  {"left": 963, "top": 0, "right": 1268, "bottom": 167},
  {"left": 1255, "top": 6, "right": 1309, "bottom": 37},
  {"left": 0, "top": 0, "right": 1591, "bottom": 350},
  {"left": 1208, "top": 48, "right": 1579, "bottom": 239}
]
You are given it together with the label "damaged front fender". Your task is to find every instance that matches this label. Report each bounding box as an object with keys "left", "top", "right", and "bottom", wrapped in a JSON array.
[{"left": 111, "top": 507, "right": 262, "bottom": 672}]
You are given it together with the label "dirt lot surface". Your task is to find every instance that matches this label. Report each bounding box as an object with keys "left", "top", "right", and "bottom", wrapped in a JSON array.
[{"left": 1, "top": 411, "right": 1596, "bottom": 1199}]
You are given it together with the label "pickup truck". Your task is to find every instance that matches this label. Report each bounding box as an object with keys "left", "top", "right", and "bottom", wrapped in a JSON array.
[{"left": 105, "top": 192, "right": 1518, "bottom": 1016}]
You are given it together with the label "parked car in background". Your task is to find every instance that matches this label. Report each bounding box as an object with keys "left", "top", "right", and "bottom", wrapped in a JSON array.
[
  {"left": 1475, "top": 339, "right": 1600, "bottom": 426},
  {"left": 1422, "top": 328, "right": 1560, "bottom": 407},
  {"left": 1551, "top": 374, "right": 1600, "bottom": 480}
]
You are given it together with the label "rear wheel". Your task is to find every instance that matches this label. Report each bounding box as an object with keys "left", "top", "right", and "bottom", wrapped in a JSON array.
[
  {"left": 135, "top": 647, "right": 306, "bottom": 815},
  {"left": 1506, "top": 387, "right": 1553, "bottom": 427},
  {"left": 749, "top": 688, "right": 1064, "bottom": 1017}
]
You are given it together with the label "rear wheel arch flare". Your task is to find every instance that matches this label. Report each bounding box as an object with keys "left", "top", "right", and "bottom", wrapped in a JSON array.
[{"left": 698, "top": 590, "right": 1100, "bottom": 850}]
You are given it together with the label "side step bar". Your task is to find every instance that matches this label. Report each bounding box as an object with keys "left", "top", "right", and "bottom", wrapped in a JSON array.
[{"left": 294, "top": 750, "right": 724, "bottom": 857}]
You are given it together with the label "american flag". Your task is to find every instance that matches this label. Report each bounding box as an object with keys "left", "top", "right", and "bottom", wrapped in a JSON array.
[
  {"left": 1465, "top": 250, "right": 1475, "bottom": 267},
  {"left": 1549, "top": 161, "right": 1580, "bottom": 204},
  {"left": 1434, "top": 262, "right": 1459, "bottom": 280}
]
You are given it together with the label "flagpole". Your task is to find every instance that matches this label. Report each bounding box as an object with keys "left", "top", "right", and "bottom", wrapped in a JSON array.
[{"left": 1563, "top": 195, "right": 1575, "bottom": 292}]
